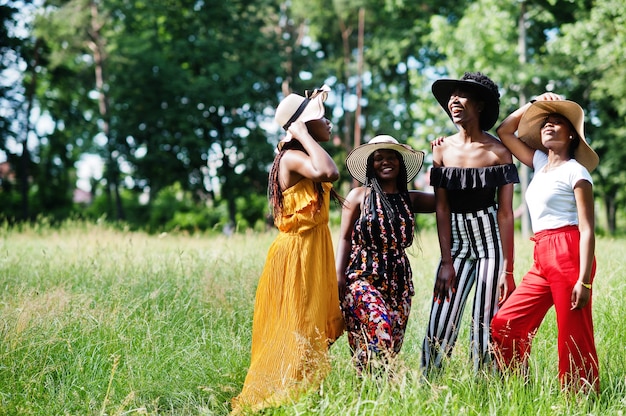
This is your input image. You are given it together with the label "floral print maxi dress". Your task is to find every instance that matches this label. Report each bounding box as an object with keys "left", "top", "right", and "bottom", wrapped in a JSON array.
[{"left": 341, "top": 189, "right": 415, "bottom": 370}]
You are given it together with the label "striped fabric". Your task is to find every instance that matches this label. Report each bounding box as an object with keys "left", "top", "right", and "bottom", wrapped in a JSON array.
[{"left": 421, "top": 205, "right": 502, "bottom": 373}]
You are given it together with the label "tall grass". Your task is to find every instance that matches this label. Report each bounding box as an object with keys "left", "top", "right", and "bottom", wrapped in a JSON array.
[{"left": 0, "top": 221, "right": 624, "bottom": 415}]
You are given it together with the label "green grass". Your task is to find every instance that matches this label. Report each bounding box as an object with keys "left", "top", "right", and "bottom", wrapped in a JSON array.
[{"left": 1, "top": 221, "right": 624, "bottom": 415}]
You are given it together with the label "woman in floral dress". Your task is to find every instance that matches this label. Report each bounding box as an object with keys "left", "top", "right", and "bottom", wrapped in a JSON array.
[{"left": 336, "top": 135, "right": 433, "bottom": 373}]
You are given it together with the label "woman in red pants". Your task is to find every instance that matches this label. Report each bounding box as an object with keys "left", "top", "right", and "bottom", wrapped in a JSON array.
[{"left": 492, "top": 92, "right": 600, "bottom": 393}]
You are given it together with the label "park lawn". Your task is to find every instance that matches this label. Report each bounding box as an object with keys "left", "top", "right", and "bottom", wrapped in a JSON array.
[{"left": 0, "top": 221, "right": 624, "bottom": 415}]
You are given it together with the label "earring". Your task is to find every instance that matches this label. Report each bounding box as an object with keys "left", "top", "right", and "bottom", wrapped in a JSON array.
[{"left": 569, "top": 135, "right": 573, "bottom": 140}]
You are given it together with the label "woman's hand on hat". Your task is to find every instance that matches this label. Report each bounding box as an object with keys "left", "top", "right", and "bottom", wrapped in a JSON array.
[
  {"left": 286, "top": 120, "right": 311, "bottom": 141},
  {"left": 532, "top": 92, "right": 563, "bottom": 102},
  {"left": 278, "top": 120, "right": 307, "bottom": 146}
]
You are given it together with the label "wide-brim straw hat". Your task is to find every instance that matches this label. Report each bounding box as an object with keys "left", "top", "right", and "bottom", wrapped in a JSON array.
[
  {"left": 274, "top": 85, "right": 330, "bottom": 147},
  {"left": 518, "top": 100, "right": 599, "bottom": 172},
  {"left": 432, "top": 78, "right": 500, "bottom": 131},
  {"left": 345, "top": 135, "right": 425, "bottom": 184}
]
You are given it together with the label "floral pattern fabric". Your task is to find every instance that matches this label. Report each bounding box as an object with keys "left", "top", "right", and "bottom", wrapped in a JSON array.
[{"left": 341, "top": 190, "right": 415, "bottom": 370}]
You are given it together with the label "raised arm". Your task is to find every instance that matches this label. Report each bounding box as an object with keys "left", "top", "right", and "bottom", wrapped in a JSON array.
[
  {"left": 496, "top": 104, "right": 536, "bottom": 168},
  {"left": 280, "top": 120, "right": 339, "bottom": 187},
  {"left": 496, "top": 92, "right": 564, "bottom": 168}
]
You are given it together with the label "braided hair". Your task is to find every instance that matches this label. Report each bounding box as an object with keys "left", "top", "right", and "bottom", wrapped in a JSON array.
[
  {"left": 268, "top": 139, "right": 343, "bottom": 219},
  {"left": 363, "top": 150, "right": 408, "bottom": 221}
]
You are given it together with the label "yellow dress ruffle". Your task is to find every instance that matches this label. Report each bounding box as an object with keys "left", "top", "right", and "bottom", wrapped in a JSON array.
[{"left": 231, "top": 180, "right": 344, "bottom": 414}]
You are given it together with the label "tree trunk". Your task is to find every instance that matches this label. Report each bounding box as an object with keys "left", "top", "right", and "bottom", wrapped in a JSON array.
[
  {"left": 89, "top": 0, "right": 124, "bottom": 220},
  {"left": 221, "top": 150, "right": 237, "bottom": 228},
  {"left": 19, "top": 39, "right": 42, "bottom": 221}
]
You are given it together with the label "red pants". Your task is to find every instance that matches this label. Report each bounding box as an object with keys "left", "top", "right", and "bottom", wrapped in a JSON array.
[{"left": 491, "top": 225, "right": 599, "bottom": 392}]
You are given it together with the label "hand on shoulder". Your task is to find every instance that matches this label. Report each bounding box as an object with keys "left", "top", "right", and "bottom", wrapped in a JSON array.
[
  {"left": 430, "top": 135, "right": 449, "bottom": 166},
  {"left": 431, "top": 136, "right": 447, "bottom": 148}
]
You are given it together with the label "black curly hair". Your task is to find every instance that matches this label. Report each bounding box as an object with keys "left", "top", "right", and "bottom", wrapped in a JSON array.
[{"left": 461, "top": 72, "right": 500, "bottom": 102}]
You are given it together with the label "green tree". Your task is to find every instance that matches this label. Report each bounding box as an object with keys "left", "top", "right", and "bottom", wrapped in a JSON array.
[
  {"left": 0, "top": 0, "right": 38, "bottom": 221},
  {"left": 288, "top": 0, "right": 467, "bottom": 194},
  {"left": 31, "top": 0, "right": 115, "bottom": 220},
  {"left": 546, "top": 0, "right": 626, "bottom": 233},
  {"left": 105, "top": 0, "right": 284, "bottom": 227},
  {"left": 6, "top": 0, "right": 624, "bottom": 233}
]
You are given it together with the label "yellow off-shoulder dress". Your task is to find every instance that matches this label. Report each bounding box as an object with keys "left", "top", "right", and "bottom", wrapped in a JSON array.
[{"left": 231, "top": 179, "right": 344, "bottom": 414}]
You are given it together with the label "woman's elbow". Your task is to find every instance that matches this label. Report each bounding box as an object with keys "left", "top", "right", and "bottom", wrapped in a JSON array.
[{"left": 322, "top": 167, "right": 339, "bottom": 182}]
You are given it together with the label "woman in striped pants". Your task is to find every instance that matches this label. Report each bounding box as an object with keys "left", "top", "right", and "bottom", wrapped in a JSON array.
[{"left": 421, "top": 72, "right": 519, "bottom": 374}]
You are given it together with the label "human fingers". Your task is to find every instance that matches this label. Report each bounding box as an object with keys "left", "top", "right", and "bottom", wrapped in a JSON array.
[
  {"left": 570, "top": 288, "right": 582, "bottom": 310},
  {"left": 431, "top": 136, "right": 445, "bottom": 148},
  {"left": 287, "top": 120, "right": 308, "bottom": 137},
  {"left": 434, "top": 278, "right": 448, "bottom": 303},
  {"left": 443, "top": 276, "right": 456, "bottom": 302},
  {"left": 498, "top": 286, "right": 508, "bottom": 306},
  {"left": 536, "top": 92, "right": 563, "bottom": 102}
]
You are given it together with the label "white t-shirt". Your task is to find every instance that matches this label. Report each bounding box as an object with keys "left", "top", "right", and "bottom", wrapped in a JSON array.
[{"left": 525, "top": 151, "right": 593, "bottom": 233}]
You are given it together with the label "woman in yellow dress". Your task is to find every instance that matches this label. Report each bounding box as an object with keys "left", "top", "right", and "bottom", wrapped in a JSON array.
[{"left": 231, "top": 85, "right": 344, "bottom": 414}]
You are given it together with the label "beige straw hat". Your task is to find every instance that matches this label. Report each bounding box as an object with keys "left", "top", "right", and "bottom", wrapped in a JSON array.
[
  {"left": 274, "top": 85, "right": 330, "bottom": 146},
  {"left": 518, "top": 100, "right": 599, "bottom": 172},
  {"left": 345, "top": 135, "right": 425, "bottom": 184}
]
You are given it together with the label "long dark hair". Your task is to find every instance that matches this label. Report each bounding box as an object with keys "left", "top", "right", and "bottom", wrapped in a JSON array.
[
  {"left": 268, "top": 139, "right": 343, "bottom": 219},
  {"left": 363, "top": 149, "right": 408, "bottom": 220}
]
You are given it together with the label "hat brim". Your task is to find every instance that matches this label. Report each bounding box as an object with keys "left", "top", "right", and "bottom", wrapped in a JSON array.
[
  {"left": 275, "top": 86, "right": 329, "bottom": 148},
  {"left": 432, "top": 79, "right": 500, "bottom": 131},
  {"left": 345, "top": 142, "right": 425, "bottom": 184},
  {"left": 518, "top": 100, "right": 599, "bottom": 172}
]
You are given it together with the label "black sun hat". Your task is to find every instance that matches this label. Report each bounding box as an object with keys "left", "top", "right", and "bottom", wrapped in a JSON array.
[{"left": 432, "top": 73, "right": 500, "bottom": 131}]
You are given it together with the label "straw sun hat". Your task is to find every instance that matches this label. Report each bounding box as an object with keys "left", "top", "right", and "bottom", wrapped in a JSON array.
[
  {"left": 345, "top": 135, "right": 425, "bottom": 185},
  {"left": 274, "top": 84, "right": 330, "bottom": 146},
  {"left": 518, "top": 100, "right": 599, "bottom": 172}
]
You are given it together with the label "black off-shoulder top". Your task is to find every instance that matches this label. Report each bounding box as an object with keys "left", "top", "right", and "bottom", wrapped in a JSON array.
[{"left": 430, "top": 164, "right": 520, "bottom": 213}]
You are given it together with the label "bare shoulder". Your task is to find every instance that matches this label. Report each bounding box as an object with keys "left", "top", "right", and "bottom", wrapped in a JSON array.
[
  {"left": 343, "top": 186, "right": 367, "bottom": 214},
  {"left": 280, "top": 147, "right": 306, "bottom": 165},
  {"left": 346, "top": 186, "right": 367, "bottom": 203},
  {"left": 484, "top": 132, "right": 513, "bottom": 164},
  {"left": 431, "top": 134, "right": 456, "bottom": 166}
]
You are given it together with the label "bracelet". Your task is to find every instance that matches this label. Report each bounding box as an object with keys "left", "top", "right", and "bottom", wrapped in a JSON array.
[
  {"left": 501, "top": 271, "right": 514, "bottom": 275},
  {"left": 580, "top": 281, "right": 592, "bottom": 290}
]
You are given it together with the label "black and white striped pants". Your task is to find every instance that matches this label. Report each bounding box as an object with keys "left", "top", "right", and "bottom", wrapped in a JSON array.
[{"left": 421, "top": 205, "right": 502, "bottom": 373}]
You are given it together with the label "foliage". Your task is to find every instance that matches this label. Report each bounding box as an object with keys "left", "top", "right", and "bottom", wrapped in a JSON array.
[
  {"left": 1, "top": 0, "right": 626, "bottom": 233},
  {"left": 542, "top": 0, "right": 626, "bottom": 233}
]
